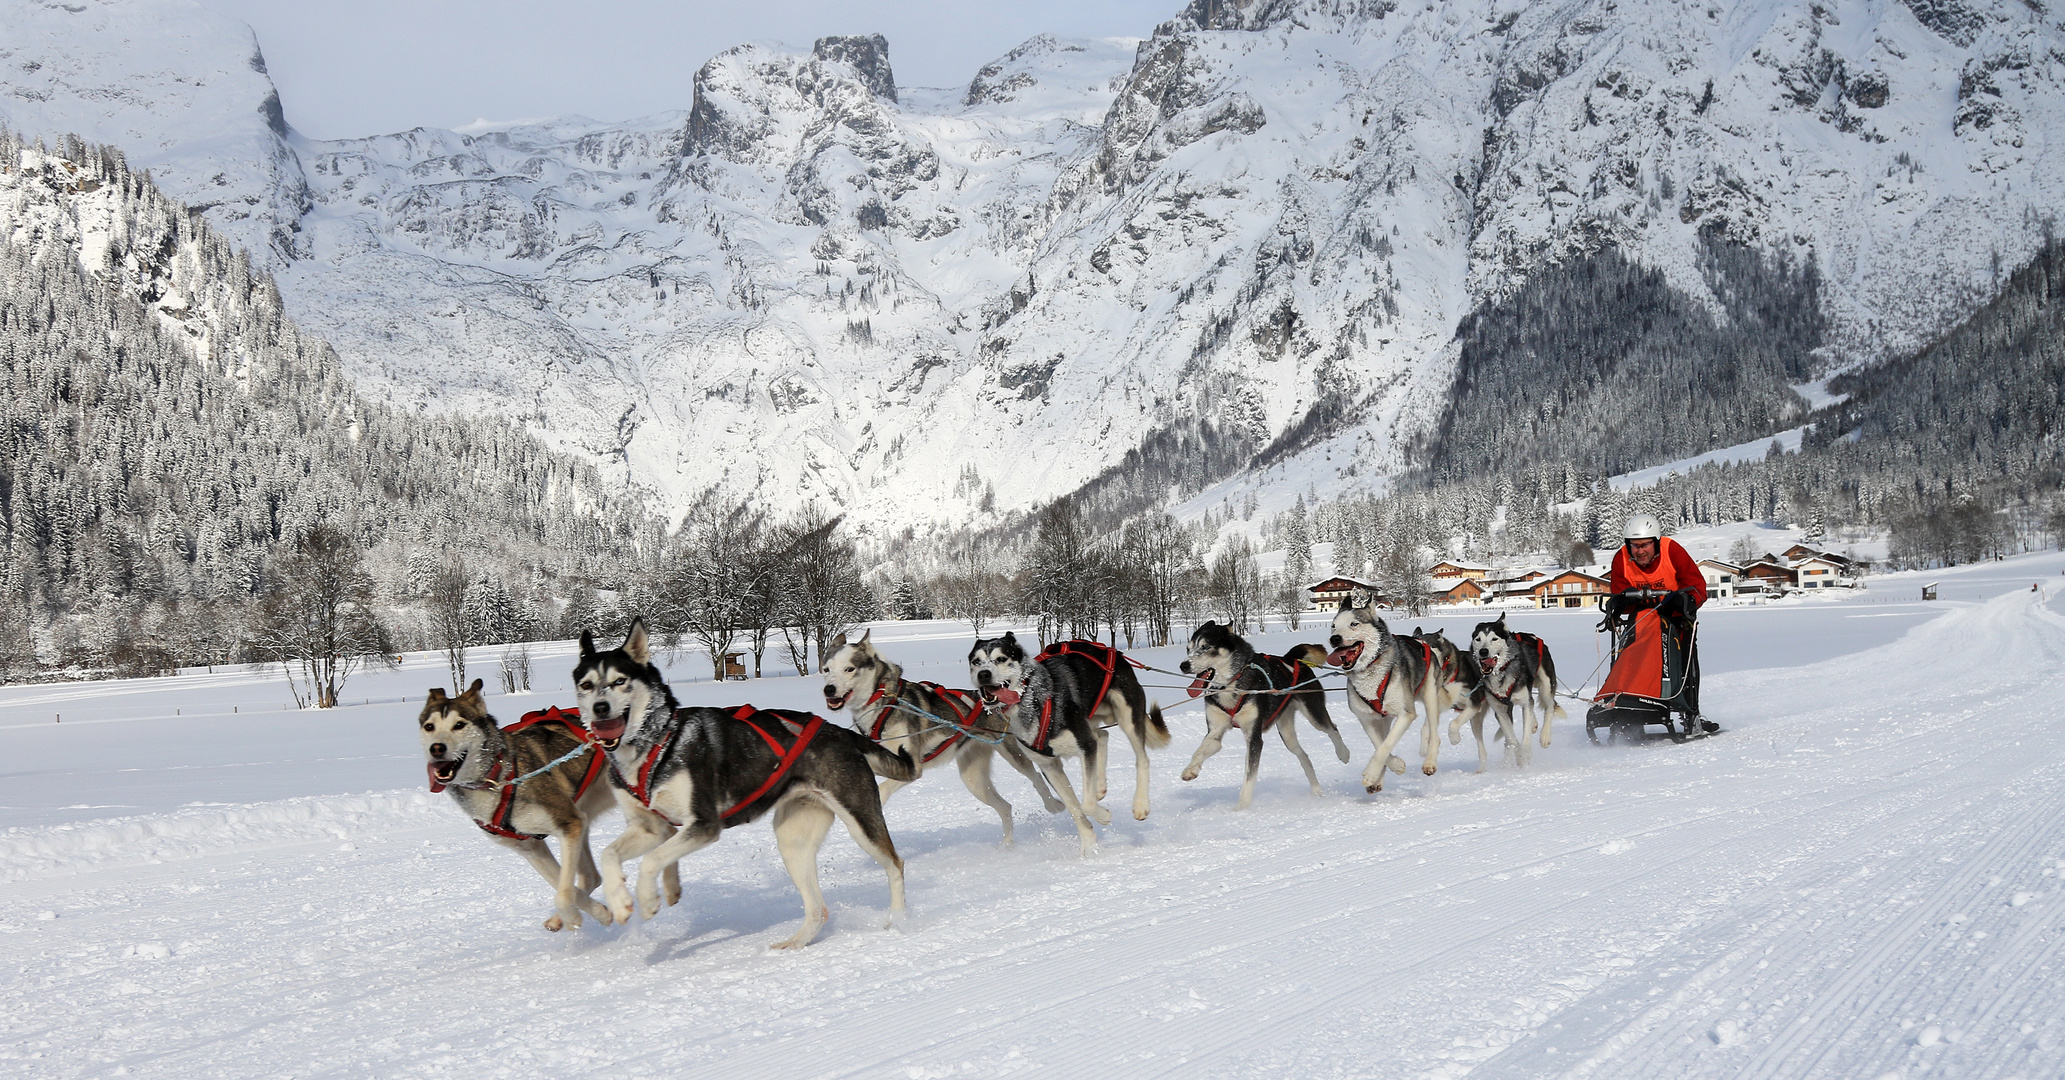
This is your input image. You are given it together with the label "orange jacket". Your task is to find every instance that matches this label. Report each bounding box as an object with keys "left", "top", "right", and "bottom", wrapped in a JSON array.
[{"left": 1609, "top": 536, "right": 1707, "bottom": 608}]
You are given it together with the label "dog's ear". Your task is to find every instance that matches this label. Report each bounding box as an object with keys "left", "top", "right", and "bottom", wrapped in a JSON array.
[
  {"left": 623, "top": 619, "right": 650, "bottom": 664},
  {"left": 1002, "top": 630, "right": 1017, "bottom": 643},
  {"left": 426, "top": 687, "right": 448, "bottom": 704},
  {"left": 858, "top": 628, "right": 872, "bottom": 646},
  {"left": 579, "top": 630, "right": 597, "bottom": 657},
  {"left": 828, "top": 630, "right": 848, "bottom": 655}
]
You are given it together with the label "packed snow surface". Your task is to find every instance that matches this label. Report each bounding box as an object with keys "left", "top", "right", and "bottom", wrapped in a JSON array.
[{"left": 4, "top": 554, "right": 2064, "bottom": 1077}]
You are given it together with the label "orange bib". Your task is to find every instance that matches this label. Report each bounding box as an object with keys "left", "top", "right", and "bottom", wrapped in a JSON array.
[{"left": 1620, "top": 537, "right": 1688, "bottom": 592}]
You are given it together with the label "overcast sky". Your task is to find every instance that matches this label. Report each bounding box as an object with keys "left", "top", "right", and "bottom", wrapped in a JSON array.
[{"left": 196, "top": 0, "right": 1175, "bottom": 140}]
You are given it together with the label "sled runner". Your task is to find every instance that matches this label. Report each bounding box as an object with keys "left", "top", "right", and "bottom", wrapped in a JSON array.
[{"left": 1586, "top": 588, "right": 1714, "bottom": 744}]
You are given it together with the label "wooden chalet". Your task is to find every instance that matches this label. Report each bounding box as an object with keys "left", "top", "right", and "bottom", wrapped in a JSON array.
[
  {"left": 1739, "top": 559, "right": 1798, "bottom": 593},
  {"left": 1781, "top": 544, "right": 1852, "bottom": 568},
  {"left": 1432, "top": 577, "right": 1489, "bottom": 606},
  {"left": 1428, "top": 560, "right": 1491, "bottom": 581},
  {"left": 1306, "top": 576, "right": 1382, "bottom": 611},
  {"left": 1532, "top": 569, "right": 1610, "bottom": 609}
]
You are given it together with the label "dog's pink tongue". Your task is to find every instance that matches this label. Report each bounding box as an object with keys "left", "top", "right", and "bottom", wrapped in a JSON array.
[
  {"left": 991, "top": 688, "right": 1020, "bottom": 707},
  {"left": 1326, "top": 644, "right": 1361, "bottom": 668},
  {"left": 589, "top": 717, "right": 626, "bottom": 741},
  {"left": 427, "top": 761, "right": 450, "bottom": 793},
  {"left": 1187, "top": 676, "right": 1210, "bottom": 699}
]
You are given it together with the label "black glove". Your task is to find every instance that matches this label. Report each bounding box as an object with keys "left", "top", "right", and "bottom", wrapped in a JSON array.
[
  {"left": 1602, "top": 594, "right": 1626, "bottom": 616},
  {"left": 1660, "top": 589, "right": 1696, "bottom": 618}
]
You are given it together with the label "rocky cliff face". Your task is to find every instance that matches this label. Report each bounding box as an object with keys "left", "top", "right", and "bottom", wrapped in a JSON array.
[{"left": 3, "top": 0, "right": 2061, "bottom": 534}]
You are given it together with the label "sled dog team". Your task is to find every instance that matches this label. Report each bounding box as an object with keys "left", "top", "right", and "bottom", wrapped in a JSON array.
[{"left": 416, "top": 598, "right": 1564, "bottom": 947}]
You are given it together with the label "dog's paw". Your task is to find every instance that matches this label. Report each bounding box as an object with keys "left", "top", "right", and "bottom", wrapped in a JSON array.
[
  {"left": 1132, "top": 802, "right": 1150, "bottom": 821},
  {"left": 544, "top": 915, "right": 565, "bottom": 932},
  {"left": 1334, "top": 745, "right": 1351, "bottom": 763},
  {"left": 607, "top": 897, "right": 635, "bottom": 924},
  {"left": 1041, "top": 797, "right": 1066, "bottom": 814},
  {"left": 1180, "top": 766, "right": 1200, "bottom": 782},
  {"left": 1388, "top": 755, "right": 1408, "bottom": 775},
  {"left": 1423, "top": 763, "right": 1438, "bottom": 776},
  {"left": 1090, "top": 804, "right": 1113, "bottom": 826}
]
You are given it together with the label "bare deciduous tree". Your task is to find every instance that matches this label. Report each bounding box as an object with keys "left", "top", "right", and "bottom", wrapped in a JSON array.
[
  {"left": 426, "top": 563, "right": 471, "bottom": 690},
  {"left": 249, "top": 524, "right": 396, "bottom": 708}
]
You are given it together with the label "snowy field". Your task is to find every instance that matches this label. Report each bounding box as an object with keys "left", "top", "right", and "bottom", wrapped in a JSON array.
[{"left": 4, "top": 554, "right": 2064, "bottom": 1078}]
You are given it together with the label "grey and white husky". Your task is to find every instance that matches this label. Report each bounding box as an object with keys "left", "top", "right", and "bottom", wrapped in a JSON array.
[
  {"left": 1178, "top": 620, "right": 1350, "bottom": 808},
  {"left": 820, "top": 628, "right": 1064, "bottom": 844},
  {"left": 1412, "top": 626, "right": 1519, "bottom": 772},
  {"left": 1325, "top": 599, "right": 1454, "bottom": 791},
  {"left": 1469, "top": 614, "right": 1565, "bottom": 756},
  {"left": 967, "top": 632, "right": 1170, "bottom": 855},
  {"left": 417, "top": 680, "right": 628, "bottom": 931},
  {"left": 574, "top": 620, "right": 918, "bottom": 949}
]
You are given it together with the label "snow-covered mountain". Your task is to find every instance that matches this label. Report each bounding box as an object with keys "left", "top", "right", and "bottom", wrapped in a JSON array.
[{"left": 3, "top": 0, "right": 2061, "bottom": 533}]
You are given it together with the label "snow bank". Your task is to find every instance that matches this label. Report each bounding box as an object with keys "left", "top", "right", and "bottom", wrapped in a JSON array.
[{"left": 0, "top": 790, "right": 436, "bottom": 883}]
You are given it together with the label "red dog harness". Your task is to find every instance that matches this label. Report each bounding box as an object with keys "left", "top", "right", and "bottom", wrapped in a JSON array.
[
  {"left": 864, "top": 680, "right": 984, "bottom": 763},
  {"left": 1349, "top": 640, "right": 1435, "bottom": 718},
  {"left": 719, "top": 706, "right": 825, "bottom": 820},
  {"left": 1214, "top": 657, "right": 1312, "bottom": 732},
  {"left": 472, "top": 707, "right": 605, "bottom": 841},
  {"left": 614, "top": 705, "right": 827, "bottom": 825},
  {"left": 1026, "top": 640, "right": 1142, "bottom": 753}
]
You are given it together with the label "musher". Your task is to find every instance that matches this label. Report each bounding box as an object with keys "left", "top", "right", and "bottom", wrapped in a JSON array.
[{"left": 1602, "top": 513, "right": 1715, "bottom": 733}]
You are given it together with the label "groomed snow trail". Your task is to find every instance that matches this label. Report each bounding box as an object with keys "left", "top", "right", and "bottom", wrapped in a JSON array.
[{"left": 3, "top": 591, "right": 2062, "bottom": 1078}]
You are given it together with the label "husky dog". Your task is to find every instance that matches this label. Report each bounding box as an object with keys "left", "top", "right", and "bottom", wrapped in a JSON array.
[
  {"left": 418, "top": 680, "right": 626, "bottom": 931},
  {"left": 1469, "top": 615, "right": 1565, "bottom": 752},
  {"left": 1177, "top": 621, "right": 1351, "bottom": 808},
  {"left": 1282, "top": 642, "right": 1332, "bottom": 669},
  {"left": 1325, "top": 599, "right": 1453, "bottom": 791},
  {"left": 820, "top": 628, "right": 1064, "bottom": 843},
  {"left": 967, "top": 632, "right": 1170, "bottom": 854},
  {"left": 1414, "top": 627, "right": 1519, "bottom": 772},
  {"left": 575, "top": 621, "right": 918, "bottom": 948}
]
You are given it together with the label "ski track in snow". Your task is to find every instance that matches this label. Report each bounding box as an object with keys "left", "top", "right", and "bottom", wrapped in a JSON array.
[{"left": 3, "top": 564, "right": 2064, "bottom": 1077}]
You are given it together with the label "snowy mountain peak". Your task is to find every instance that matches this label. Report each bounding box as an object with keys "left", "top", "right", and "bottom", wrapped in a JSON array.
[{"left": 3, "top": 0, "right": 2062, "bottom": 535}]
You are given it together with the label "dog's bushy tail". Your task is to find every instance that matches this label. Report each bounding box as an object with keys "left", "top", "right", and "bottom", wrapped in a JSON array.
[
  {"left": 1141, "top": 703, "right": 1171, "bottom": 750},
  {"left": 864, "top": 743, "right": 920, "bottom": 782}
]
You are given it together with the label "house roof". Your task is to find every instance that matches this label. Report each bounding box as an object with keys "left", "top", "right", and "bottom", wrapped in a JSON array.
[
  {"left": 1306, "top": 576, "right": 1379, "bottom": 592},
  {"left": 1535, "top": 570, "right": 1608, "bottom": 587},
  {"left": 1698, "top": 558, "right": 1743, "bottom": 572}
]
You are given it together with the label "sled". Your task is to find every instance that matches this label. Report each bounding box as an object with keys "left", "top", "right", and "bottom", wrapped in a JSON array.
[{"left": 1586, "top": 589, "right": 1714, "bottom": 745}]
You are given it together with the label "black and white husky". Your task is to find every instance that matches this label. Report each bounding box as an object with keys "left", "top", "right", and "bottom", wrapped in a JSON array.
[
  {"left": 967, "top": 632, "right": 1170, "bottom": 854},
  {"left": 1178, "top": 620, "right": 1351, "bottom": 808},
  {"left": 418, "top": 680, "right": 628, "bottom": 931},
  {"left": 1325, "top": 599, "right": 1454, "bottom": 791},
  {"left": 1469, "top": 615, "right": 1565, "bottom": 757},
  {"left": 574, "top": 621, "right": 918, "bottom": 948},
  {"left": 820, "top": 628, "right": 1063, "bottom": 844}
]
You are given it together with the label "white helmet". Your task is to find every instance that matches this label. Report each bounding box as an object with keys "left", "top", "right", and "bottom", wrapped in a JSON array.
[{"left": 1622, "top": 514, "right": 1663, "bottom": 541}]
